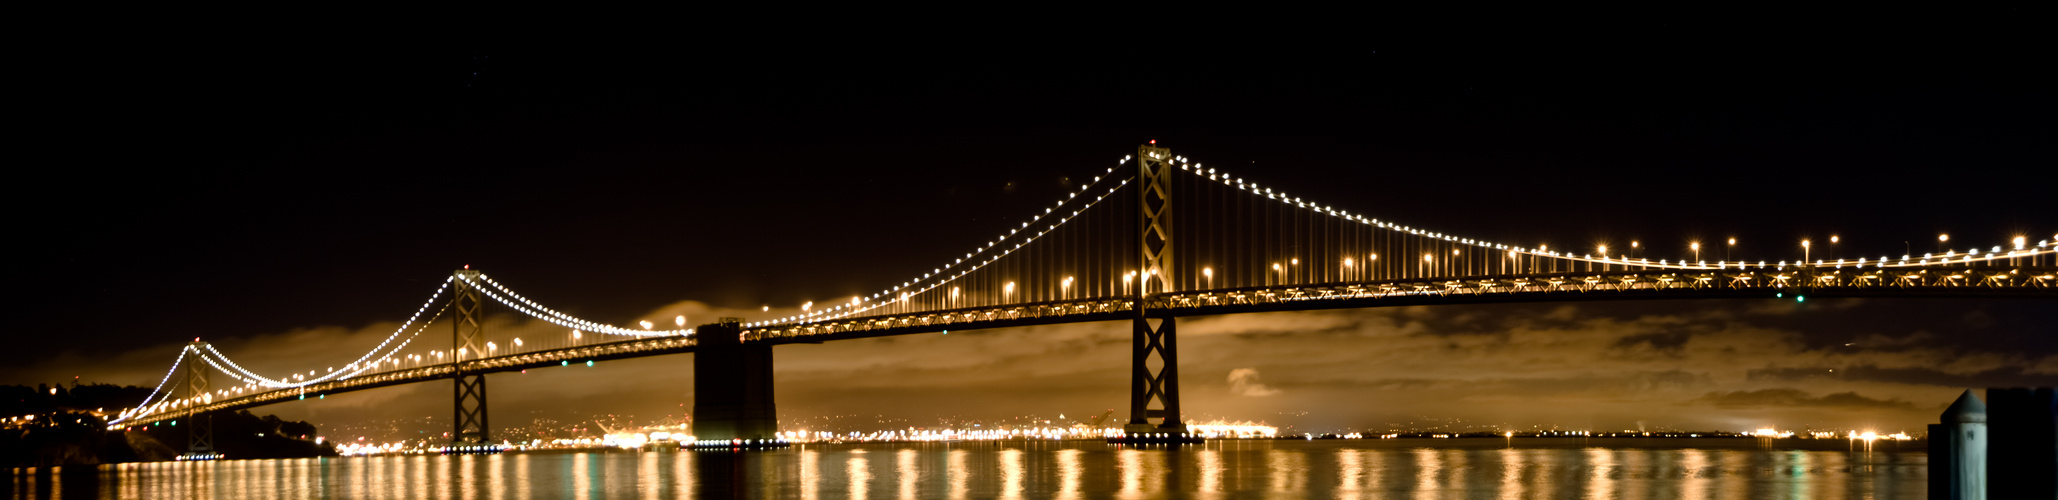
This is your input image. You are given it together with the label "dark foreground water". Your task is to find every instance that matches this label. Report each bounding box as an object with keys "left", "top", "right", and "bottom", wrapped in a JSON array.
[{"left": 11, "top": 438, "right": 1926, "bottom": 499}]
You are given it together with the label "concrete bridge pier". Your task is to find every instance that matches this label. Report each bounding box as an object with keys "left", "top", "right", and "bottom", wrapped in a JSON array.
[
  {"left": 692, "top": 319, "right": 779, "bottom": 443},
  {"left": 1929, "top": 390, "right": 1988, "bottom": 500}
]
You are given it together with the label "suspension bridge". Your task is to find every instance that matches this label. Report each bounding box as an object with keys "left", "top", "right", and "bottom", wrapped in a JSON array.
[{"left": 102, "top": 143, "right": 2056, "bottom": 454}]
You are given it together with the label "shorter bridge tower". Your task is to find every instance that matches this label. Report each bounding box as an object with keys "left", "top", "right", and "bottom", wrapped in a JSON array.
[
  {"left": 692, "top": 318, "right": 780, "bottom": 443},
  {"left": 451, "top": 268, "right": 490, "bottom": 445}
]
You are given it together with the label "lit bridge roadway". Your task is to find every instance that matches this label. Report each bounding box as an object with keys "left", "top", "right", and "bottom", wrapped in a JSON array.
[
  {"left": 745, "top": 266, "right": 2055, "bottom": 343},
  {"left": 118, "top": 265, "right": 2053, "bottom": 428},
  {"left": 107, "top": 143, "right": 2057, "bottom": 450}
]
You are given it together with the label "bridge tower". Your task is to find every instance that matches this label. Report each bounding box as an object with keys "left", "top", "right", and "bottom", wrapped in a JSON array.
[
  {"left": 184, "top": 341, "right": 215, "bottom": 456},
  {"left": 1127, "top": 142, "right": 1188, "bottom": 438},
  {"left": 451, "top": 269, "right": 490, "bottom": 445},
  {"left": 692, "top": 318, "right": 779, "bottom": 443}
]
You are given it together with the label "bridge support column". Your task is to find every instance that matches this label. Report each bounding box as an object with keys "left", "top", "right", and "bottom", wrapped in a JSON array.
[
  {"left": 184, "top": 342, "right": 214, "bottom": 456},
  {"left": 451, "top": 269, "right": 490, "bottom": 445},
  {"left": 1125, "top": 315, "right": 1186, "bottom": 435},
  {"left": 693, "top": 319, "right": 779, "bottom": 443}
]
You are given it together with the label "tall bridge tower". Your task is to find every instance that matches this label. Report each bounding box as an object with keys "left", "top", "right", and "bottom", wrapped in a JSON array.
[
  {"left": 1127, "top": 143, "right": 1187, "bottom": 438},
  {"left": 451, "top": 269, "right": 490, "bottom": 444},
  {"left": 184, "top": 341, "right": 214, "bottom": 456}
]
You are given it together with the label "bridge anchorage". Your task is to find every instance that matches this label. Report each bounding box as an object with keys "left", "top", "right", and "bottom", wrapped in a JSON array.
[
  {"left": 690, "top": 318, "right": 788, "bottom": 449},
  {"left": 100, "top": 142, "right": 2053, "bottom": 454}
]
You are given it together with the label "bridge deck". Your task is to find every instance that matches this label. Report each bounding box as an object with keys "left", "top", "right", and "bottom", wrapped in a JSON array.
[
  {"left": 746, "top": 266, "right": 2055, "bottom": 343},
  {"left": 120, "top": 336, "right": 698, "bottom": 427},
  {"left": 117, "top": 265, "right": 2052, "bottom": 427}
]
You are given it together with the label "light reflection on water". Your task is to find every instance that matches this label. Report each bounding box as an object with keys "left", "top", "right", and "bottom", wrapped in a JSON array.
[{"left": 10, "top": 439, "right": 1926, "bottom": 499}]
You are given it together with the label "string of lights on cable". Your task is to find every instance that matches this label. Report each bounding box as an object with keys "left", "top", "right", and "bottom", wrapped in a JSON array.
[
  {"left": 189, "top": 281, "right": 453, "bottom": 389},
  {"left": 106, "top": 346, "right": 193, "bottom": 424},
  {"left": 755, "top": 156, "right": 1138, "bottom": 327},
  {"left": 195, "top": 302, "right": 447, "bottom": 391},
  {"left": 1175, "top": 152, "right": 2051, "bottom": 273},
  {"left": 467, "top": 274, "right": 690, "bottom": 337}
]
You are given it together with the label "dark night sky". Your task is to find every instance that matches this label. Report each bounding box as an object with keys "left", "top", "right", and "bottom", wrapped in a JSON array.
[{"left": 12, "top": 13, "right": 2054, "bottom": 433}]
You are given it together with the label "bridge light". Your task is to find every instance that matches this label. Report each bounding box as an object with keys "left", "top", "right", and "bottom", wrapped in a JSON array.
[
  {"left": 1343, "top": 258, "right": 1353, "bottom": 267},
  {"left": 571, "top": 330, "right": 582, "bottom": 340},
  {"left": 676, "top": 315, "right": 687, "bottom": 327},
  {"left": 2014, "top": 236, "right": 2026, "bottom": 250},
  {"left": 1939, "top": 234, "right": 1949, "bottom": 242},
  {"left": 1829, "top": 236, "right": 1839, "bottom": 244}
]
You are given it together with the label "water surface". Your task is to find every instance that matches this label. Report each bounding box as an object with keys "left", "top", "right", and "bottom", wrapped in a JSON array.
[{"left": 10, "top": 438, "right": 1927, "bottom": 499}]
